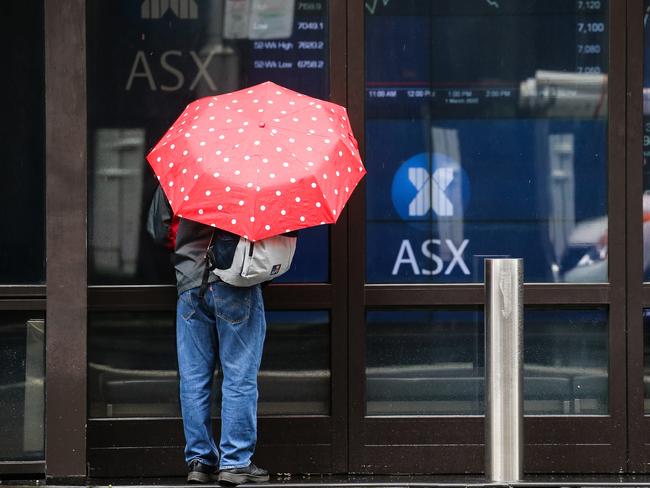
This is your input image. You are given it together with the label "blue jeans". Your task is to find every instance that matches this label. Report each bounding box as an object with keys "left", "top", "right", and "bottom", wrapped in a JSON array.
[{"left": 176, "top": 282, "right": 266, "bottom": 469}]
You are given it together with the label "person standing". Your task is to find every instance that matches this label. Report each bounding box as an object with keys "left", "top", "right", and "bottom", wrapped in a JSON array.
[{"left": 147, "top": 185, "right": 270, "bottom": 485}]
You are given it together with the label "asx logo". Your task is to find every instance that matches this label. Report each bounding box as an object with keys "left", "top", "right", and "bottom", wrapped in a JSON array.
[
  {"left": 141, "top": 0, "right": 198, "bottom": 19},
  {"left": 390, "top": 152, "right": 472, "bottom": 276},
  {"left": 391, "top": 152, "right": 470, "bottom": 220}
]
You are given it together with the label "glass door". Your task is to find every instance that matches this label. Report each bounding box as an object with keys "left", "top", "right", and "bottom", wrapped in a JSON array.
[{"left": 348, "top": 0, "right": 627, "bottom": 474}]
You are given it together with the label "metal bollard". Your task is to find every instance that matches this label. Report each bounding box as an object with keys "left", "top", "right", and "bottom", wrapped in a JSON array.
[{"left": 484, "top": 258, "right": 524, "bottom": 483}]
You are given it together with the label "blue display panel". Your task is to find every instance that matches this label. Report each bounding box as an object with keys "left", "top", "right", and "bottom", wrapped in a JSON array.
[
  {"left": 365, "top": 0, "right": 609, "bottom": 283},
  {"left": 87, "top": 0, "right": 329, "bottom": 284}
]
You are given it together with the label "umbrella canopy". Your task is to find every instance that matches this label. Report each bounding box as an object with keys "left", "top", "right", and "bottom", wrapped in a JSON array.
[{"left": 146, "top": 81, "right": 365, "bottom": 241}]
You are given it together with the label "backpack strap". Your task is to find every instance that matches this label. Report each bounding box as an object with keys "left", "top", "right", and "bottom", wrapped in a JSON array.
[{"left": 198, "top": 229, "right": 217, "bottom": 300}]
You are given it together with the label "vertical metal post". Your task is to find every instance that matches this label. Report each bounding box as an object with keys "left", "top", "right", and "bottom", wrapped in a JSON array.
[{"left": 485, "top": 258, "right": 524, "bottom": 483}]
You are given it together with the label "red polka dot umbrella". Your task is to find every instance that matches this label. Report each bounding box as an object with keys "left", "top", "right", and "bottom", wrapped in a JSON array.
[{"left": 146, "top": 81, "right": 366, "bottom": 241}]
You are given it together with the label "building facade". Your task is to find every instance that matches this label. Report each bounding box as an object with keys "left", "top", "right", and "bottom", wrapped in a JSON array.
[{"left": 3, "top": 0, "right": 650, "bottom": 480}]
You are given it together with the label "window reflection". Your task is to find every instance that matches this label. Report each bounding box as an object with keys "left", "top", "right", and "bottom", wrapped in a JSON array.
[
  {"left": 365, "top": 308, "right": 608, "bottom": 416},
  {"left": 0, "top": 314, "right": 45, "bottom": 461},
  {"left": 365, "top": 1, "right": 609, "bottom": 283},
  {"left": 88, "top": 0, "right": 330, "bottom": 284},
  {"left": 88, "top": 310, "right": 330, "bottom": 417},
  {"left": 643, "top": 0, "right": 650, "bottom": 281}
]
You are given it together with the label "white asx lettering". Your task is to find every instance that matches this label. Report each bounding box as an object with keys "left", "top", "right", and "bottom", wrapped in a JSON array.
[
  {"left": 392, "top": 239, "right": 470, "bottom": 276},
  {"left": 125, "top": 50, "right": 217, "bottom": 92}
]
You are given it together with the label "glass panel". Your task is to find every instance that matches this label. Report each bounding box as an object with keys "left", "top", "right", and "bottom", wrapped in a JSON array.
[
  {"left": 365, "top": 1, "right": 609, "bottom": 283},
  {"left": 87, "top": 0, "right": 330, "bottom": 284},
  {"left": 0, "top": 313, "right": 45, "bottom": 461},
  {"left": 1, "top": 1, "right": 45, "bottom": 284},
  {"left": 89, "top": 310, "right": 330, "bottom": 417},
  {"left": 643, "top": 309, "right": 650, "bottom": 413},
  {"left": 643, "top": 0, "right": 650, "bottom": 280},
  {"left": 366, "top": 308, "right": 608, "bottom": 416}
]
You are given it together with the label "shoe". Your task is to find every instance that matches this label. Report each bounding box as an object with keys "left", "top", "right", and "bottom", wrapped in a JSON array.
[
  {"left": 217, "top": 462, "right": 270, "bottom": 485},
  {"left": 187, "top": 458, "right": 219, "bottom": 483}
]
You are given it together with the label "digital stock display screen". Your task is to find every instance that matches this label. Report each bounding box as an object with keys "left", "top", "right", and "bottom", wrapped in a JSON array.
[
  {"left": 365, "top": 0, "right": 609, "bottom": 284},
  {"left": 87, "top": 0, "right": 330, "bottom": 284}
]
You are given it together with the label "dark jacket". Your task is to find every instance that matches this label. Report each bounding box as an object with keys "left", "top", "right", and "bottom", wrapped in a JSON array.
[{"left": 146, "top": 186, "right": 219, "bottom": 294}]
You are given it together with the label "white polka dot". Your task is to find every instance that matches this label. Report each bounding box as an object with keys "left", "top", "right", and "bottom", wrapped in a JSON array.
[
  {"left": 311, "top": 183, "right": 317, "bottom": 188},
  {"left": 295, "top": 197, "right": 301, "bottom": 202},
  {"left": 226, "top": 118, "right": 232, "bottom": 123},
  {"left": 306, "top": 146, "right": 313, "bottom": 151},
  {"left": 290, "top": 177, "right": 296, "bottom": 183},
  {"left": 262, "top": 158, "right": 269, "bottom": 163},
  {"left": 250, "top": 216, "right": 255, "bottom": 222},
  {"left": 238, "top": 128, "right": 244, "bottom": 133},
  {"left": 247, "top": 182, "right": 253, "bottom": 188},
  {"left": 168, "top": 181, "right": 174, "bottom": 187},
  {"left": 218, "top": 205, "right": 223, "bottom": 210},
  {"left": 276, "top": 147, "right": 282, "bottom": 152},
  {"left": 269, "top": 173, "right": 276, "bottom": 179},
  {"left": 334, "top": 189, "right": 339, "bottom": 195},
  {"left": 168, "top": 163, "right": 174, "bottom": 168},
  {"left": 276, "top": 190, "right": 282, "bottom": 196},
  {"left": 281, "top": 210, "right": 286, "bottom": 216},
  {"left": 300, "top": 216, "right": 306, "bottom": 222},
  {"left": 182, "top": 168, "right": 188, "bottom": 174},
  {"left": 254, "top": 140, "right": 261, "bottom": 146},
  {"left": 170, "top": 144, "right": 176, "bottom": 150},
  {"left": 198, "top": 209, "right": 204, "bottom": 215},
  {"left": 224, "top": 157, "right": 230, "bottom": 162},
  {"left": 192, "top": 125, "right": 198, "bottom": 129},
  {"left": 194, "top": 174, "right": 199, "bottom": 180},
  {"left": 156, "top": 157, "right": 161, "bottom": 162},
  {"left": 216, "top": 150, "right": 222, "bottom": 155},
  {"left": 260, "top": 205, "right": 266, "bottom": 211},
  {"left": 265, "top": 225, "right": 271, "bottom": 230},
  {"left": 219, "top": 134, "right": 225, "bottom": 140},
  {"left": 232, "top": 218, "right": 237, "bottom": 224},
  {"left": 283, "top": 162, "right": 290, "bottom": 168},
  {"left": 197, "top": 157, "right": 203, "bottom": 162},
  {"left": 205, "top": 190, "right": 211, "bottom": 196},
  {"left": 225, "top": 186, "right": 231, "bottom": 192},
  {"left": 180, "top": 187, "right": 184, "bottom": 192},
  {"left": 315, "top": 202, "right": 321, "bottom": 207},
  {"left": 234, "top": 170, "right": 241, "bottom": 175},
  {"left": 184, "top": 195, "right": 189, "bottom": 201},
  {"left": 185, "top": 133, "right": 191, "bottom": 138},
  {"left": 289, "top": 138, "right": 295, "bottom": 143},
  {"left": 213, "top": 172, "right": 220, "bottom": 177},
  {"left": 239, "top": 200, "right": 244, "bottom": 206},
  {"left": 323, "top": 174, "right": 328, "bottom": 179}
]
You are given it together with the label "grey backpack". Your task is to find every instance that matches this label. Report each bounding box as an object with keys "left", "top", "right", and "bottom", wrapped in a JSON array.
[{"left": 206, "top": 230, "right": 297, "bottom": 287}]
